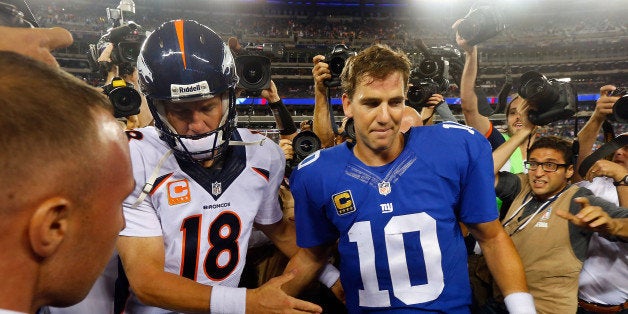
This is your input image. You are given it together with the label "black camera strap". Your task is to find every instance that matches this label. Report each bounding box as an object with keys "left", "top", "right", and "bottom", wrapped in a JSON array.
[
  {"left": 326, "top": 89, "right": 340, "bottom": 135},
  {"left": 578, "top": 134, "right": 628, "bottom": 178}
]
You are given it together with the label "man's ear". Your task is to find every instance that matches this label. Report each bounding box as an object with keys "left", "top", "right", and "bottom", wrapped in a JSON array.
[
  {"left": 342, "top": 93, "right": 352, "bottom": 117},
  {"left": 29, "top": 197, "right": 70, "bottom": 258},
  {"left": 566, "top": 164, "right": 575, "bottom": 180}
]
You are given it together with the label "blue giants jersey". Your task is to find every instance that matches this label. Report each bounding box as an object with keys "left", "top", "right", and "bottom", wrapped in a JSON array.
[{"left": 290, "top": 122, "right": 498, "bottom": 313}]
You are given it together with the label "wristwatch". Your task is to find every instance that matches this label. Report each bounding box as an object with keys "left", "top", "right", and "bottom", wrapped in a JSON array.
[{"left": 613, "top": 174, "right": 628, "bottom": 186}]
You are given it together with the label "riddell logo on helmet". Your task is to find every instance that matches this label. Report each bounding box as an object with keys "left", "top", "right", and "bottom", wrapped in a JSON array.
[{"left": 170, "top": 81, "right": 210, "bottom": 98}]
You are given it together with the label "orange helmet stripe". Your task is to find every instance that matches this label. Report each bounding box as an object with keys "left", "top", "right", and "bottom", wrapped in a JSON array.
[{"left": 174, "top": 20, "right": 187, "bottom": 69}]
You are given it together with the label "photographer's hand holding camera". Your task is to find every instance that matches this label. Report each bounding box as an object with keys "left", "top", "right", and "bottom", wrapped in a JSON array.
[
  {"left": 311, "top": 54, "right": 336, "bottom": 148},
  {"left": 97, "top": 42, "right": 150, "bottom": 130},
  {"left": 453, "top": 19, "right": 493, "bottom": 139},
  {"left": 575, "top": 85, "right": 622, "bottom": 180}
]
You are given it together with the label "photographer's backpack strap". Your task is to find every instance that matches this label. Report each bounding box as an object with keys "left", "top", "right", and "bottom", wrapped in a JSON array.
[{"left": 578, "top": 134, "right": 628, "bottom": 178}]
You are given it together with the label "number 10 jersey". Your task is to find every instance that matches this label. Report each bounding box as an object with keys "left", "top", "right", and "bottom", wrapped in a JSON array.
[{"left": 291, "top": 123, "right": 499, "bottom": 313}]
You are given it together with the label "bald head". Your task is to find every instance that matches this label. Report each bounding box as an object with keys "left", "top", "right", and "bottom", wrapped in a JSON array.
[
  {"left": 400, "top": 106, "right": 423, "bottom": 133},
  {"left": 0, "top": 51, "right": 114, "bottom": 212}
]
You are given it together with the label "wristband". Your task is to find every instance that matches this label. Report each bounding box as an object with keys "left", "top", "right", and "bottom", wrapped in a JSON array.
[
  {"left": 210, "top": 286, "right": 247, "bottom": 314},
  {"left": 268, "top": 99, "right": 283, "bottom": 108},
  {"left": 613, "top": 174, "right": 628, "bottom": 186},
  {"left": 504, "top": 292, "right": 536, "bottom": 314},
  {"left": 318, "top": 263, "right": 340, "bottom": 288}
]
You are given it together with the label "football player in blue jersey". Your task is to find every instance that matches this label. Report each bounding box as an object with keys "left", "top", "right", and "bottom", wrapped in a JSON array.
[{"left": 286, "top": 44, "right": 536, "bottom": 313}]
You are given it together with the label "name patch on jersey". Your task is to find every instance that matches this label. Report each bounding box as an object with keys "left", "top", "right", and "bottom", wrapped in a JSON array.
[
  {"left": 332, "top": 190, "right": 356, "bottom": 216},
  {"left": 168, "top": 179, "right": 191, "bottom": 205}
]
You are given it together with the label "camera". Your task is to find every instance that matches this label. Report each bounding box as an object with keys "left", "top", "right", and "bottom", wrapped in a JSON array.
[
  {"left": 234, "top": 43, "right": 283, "bottom": 97},
  {"left": 236, "top": 55, "right": 271, "bottom": 97},
  {"left": 608, "top": 87, "right": 628, "bottom": 123},
  {"left": 457, "top": 3, "right": 506, "bottom": 46},
  {"left": 407, "top": 44, "right": 461, "bottom": 108},
  {"left": 102, "top": 77, "right": 142, "bottom": 118},
  {"left": 324, "top": 44, "right": 357, "bottom": 88},
  {"left": 519, "top": 71, "right": 577, "bottom": 126},
  {"left": 285, "top": 130, "right": 321, "bottom": 176},
  {"left": 342, "top": 117, "right": 356, "bottom": 142},
  {"left": 86, "top": 0, "right": 145, "bottom": 75}
]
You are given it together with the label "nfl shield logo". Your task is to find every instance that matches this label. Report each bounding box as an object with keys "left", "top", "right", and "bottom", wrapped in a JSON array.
[
  {"left": 378, "top": 181, "right": 391, "bottom": 196},
  {"left": 211, "top": 181, "right": 222, "bottom": 196}
]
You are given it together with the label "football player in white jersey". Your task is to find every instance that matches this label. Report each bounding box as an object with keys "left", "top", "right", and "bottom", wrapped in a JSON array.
[{"left": 116, "top": 20, "right": 324, "bottom": 314}]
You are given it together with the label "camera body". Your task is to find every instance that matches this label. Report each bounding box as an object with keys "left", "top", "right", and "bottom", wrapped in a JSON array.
[
  {"left": 102, "top": 77, "right": 142, "bottom": 118},
  {"left": 407, "top": 45, "right": 461, "bottom": 108},
  {"left": 608, "top": 87, "right": 628, "bottom": 123},
  {"left": 324, "top": 44, "right": 357, "bottom": 88},
  {"left": 234, "top": 43, "right": 282, "bottom": 97},
  {"left": 519, "top": 71, "right": 577, "bottom": 126},
  {"left": 285, "top": 130, "right": 321, "bottom": 176},
  {"left": 457, "top": 4, "right": 506, "bottom": 46},
  {"left": 86, "top": 1, "right": 145, "bottom": 75}
]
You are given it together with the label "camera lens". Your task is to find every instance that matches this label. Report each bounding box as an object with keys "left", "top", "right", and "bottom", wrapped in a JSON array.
[
  {"left": 519, "top": 71, "right": 559, "bottom": 104},
  {"left": 118, "top": 42, "right": 142, "bottom": 63},
  {"left": 418, "top": 59, "right": 439, "bottom": 78},
  {"left": 613, "top": 95, "right": 628, "bottom": 123},
  {"left": 108, "top": 87, "right": 141, "bottom": 118},
  {"left": 292, "top": 131, "right": 321, "bottom": 159},
  {"left": 328, "top": 56, "right": 346, "bottom": 76},
  {"left": 407, "top": 85, "right": 428, "bottom": 106},
  {"left": 242, "top": 62, "right": 264, "bottom": 85}
]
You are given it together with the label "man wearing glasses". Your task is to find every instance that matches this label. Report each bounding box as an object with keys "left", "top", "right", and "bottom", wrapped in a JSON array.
[{"left": 492, "top": 135, "right": 628, "bottom": 313}]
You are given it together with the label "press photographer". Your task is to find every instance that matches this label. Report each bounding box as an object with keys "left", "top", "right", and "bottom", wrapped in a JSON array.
[
  {"left": 456, "top": 2, "right": 506, "bottom": 46},
  {"left": 518, "top": 71, "right": 577, "bottom": 126},
  {"left": 323, "top": 44, "right": 356, "bottom": 88},
  {"left": 95, "top": 41, "right": 149, "bottom": 128},
  {"left": 86, "top": 0, "right": 145, "bottom": 77},
  {"left": 229, "top": 37, "right": 283, "bottom": 97},
  {"left": 406, "top": 42, "right": 462, "bottom": 109}
]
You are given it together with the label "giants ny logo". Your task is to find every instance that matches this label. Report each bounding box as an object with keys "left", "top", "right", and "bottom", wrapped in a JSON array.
[
  {"left": 167, "top": 179, "right": 191, "bottom": 205},
  {"left": 380, "top": 203, "right": 393, "bottom": 214}
]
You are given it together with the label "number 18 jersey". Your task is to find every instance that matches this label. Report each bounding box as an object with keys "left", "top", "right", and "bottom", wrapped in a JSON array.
[
  {"left": 290, "top": 122, "right": 498, "bottom": 313},
  {"left": 121, "top": 127, "right": 285, "bottom": 314}
]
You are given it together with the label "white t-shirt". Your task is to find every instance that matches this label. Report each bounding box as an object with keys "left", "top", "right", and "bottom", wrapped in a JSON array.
[{"left": 577, "top": 177, "right": 628, "bottom": 305}]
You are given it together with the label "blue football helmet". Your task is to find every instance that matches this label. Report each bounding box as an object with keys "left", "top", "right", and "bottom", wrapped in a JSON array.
[{"left": 137, "top": 19, "right": 238, "bottom": 161}]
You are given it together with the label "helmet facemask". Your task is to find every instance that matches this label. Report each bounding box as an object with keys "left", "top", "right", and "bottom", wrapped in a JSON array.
[{"left": 149, "top": 88, "right": 237, "bottom": 162}]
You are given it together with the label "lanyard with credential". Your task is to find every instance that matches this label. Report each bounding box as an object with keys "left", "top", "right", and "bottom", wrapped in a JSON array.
[{"left": 502, "top": 186, "right": 569, "bottom": 236}]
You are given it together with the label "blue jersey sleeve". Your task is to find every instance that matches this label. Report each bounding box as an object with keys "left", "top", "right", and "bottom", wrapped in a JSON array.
[
  {"left": 458, "top": 129, "right": 499, "bottom": 224},
  {"left": 289, "top": 151, "right": 340, "bottom": 248}
]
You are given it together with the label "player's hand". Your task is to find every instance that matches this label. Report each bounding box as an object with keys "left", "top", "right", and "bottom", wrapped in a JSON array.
[
  {"left": 279, "top": 138, "right": 294, "bottom": 160},
  {"left": 330, "top": 279, "right": 346, "bottom": 304},
  {"left": 312, "top": 55, "right": 331, "bottom": 94},
  {"left": 556, "top": 197, "right": 619, "bottom": 235},
  {"left": 246, "top": 270, "right": 323, "bottom": 314}
]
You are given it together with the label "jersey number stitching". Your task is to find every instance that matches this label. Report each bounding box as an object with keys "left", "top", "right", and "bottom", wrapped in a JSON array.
[
  {"left": 348, "top": 213, "right": 444, "bottom": 307},
  {"left": 180, "top": 212, "right": 241, "bottom": 281}
]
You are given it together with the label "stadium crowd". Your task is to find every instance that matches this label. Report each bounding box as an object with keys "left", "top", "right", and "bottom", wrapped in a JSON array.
[{"left": 0, "top": 0, "right": 627, "bottom": 314}]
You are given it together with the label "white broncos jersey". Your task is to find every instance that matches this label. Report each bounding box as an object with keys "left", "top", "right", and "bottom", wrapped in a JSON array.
[{"left": 120, "top": 127, "right": 285, "bottom": 314}]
